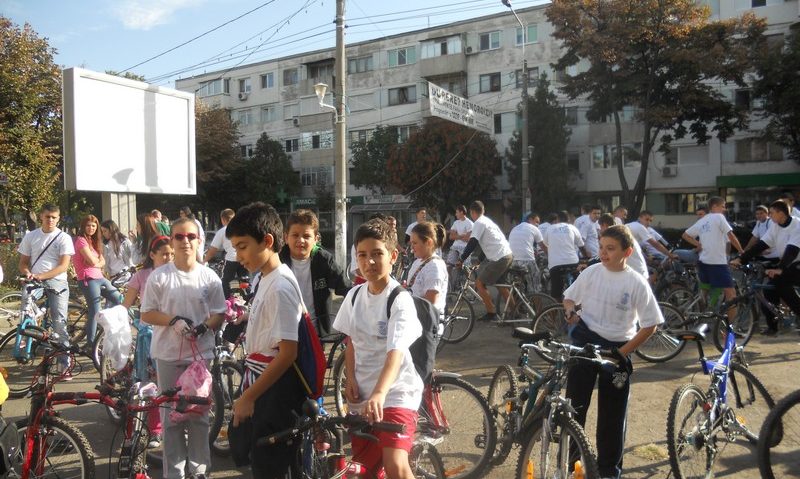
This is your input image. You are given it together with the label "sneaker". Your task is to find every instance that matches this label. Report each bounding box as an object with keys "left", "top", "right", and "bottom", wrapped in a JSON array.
[
  {"left": 147, "top": 434, "right": 161, "bottom": 449},
  {"left": 478, "top": 313, "right": 498, "bottom": 322}
]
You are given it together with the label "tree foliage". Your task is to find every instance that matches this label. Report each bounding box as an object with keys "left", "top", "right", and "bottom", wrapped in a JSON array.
[
  {"left": 350, "top": 126, "right": 397, "bottom": 194},
  {"left": 387, "top": 117, "right": 498, "bottom": 216},
  {"left": 0, "top": 17, "right": 62, "bottom": 224},
  {"left": 506, "top": 74, "right": 572, "bottom": 216},
  {"left": 752, "top": 31, "right": 800, "bottom": 163},
  {"left": 194, "top": 102, "right": 246, "bottom": 213},
  {"left": 547, "top": 0, "right": 766, "bottom": 216},
  {"left": 245, "top": 132, "right": 300, "bottom": 210},
  {"left": 105, "top": 70, "right": 146, "bottom": 82}
]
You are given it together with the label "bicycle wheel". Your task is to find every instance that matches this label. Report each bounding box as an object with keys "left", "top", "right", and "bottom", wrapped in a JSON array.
[
  {"left": 0, "top": 327, "right": 45, "bottom": 398},
  {"left": 726, "top": 362, "right": 774, "bottom": 444},
  {"left": 0, "top": 292, "right": 21, "bottom": 327},
  {"left": 635, "top": 302, "right": 687, "bottom": 363},
  {"left": 419, "top": 375, "right": 496, "bottom": 479},
  {"left": 65, "top": 303, "right": 89, "bottom": 346},
  {"left": 332, "top": 350, "right": 349, "bottom": 417},
  {"left": 210, "top": 360, "right": 243, "bottom": 457},
  {"left": 664, "top": 286, "right": 697, "bottom": 313},
  {"left": 712, "top": 297, "right": 756, "bottom": 353},
  {"left": 410, "top": 442, "right": 446, "bottom": 479},
  {"left": 667, "top": 383, "right": 715, "bottom": 479},
  {"left": 14, "top": 415, "right": 96, "bottom": 479},
  {"left": 514, "top": 413, "right": 600, "bottom": 479},
  {"left": 758, "top": 388, "right": 800, "bottom": 479},
  {"left": 487, "top": 365, "right": 518, "bottom": 465},
  {"left": 441, "top": 293, "right": 475, "bottom": 345},
  {"left": 531, "top": 304, "right": 569, "bottom": 364},
  {"left": 528, "top": 292, "right": 557, "bottom": 315},
  {"left": 207, "top": 373, "right": 227, "bottom": 456}
]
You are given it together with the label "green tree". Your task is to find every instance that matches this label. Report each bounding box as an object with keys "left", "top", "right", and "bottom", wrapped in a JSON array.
[
  {"left": 0, "top": 17, "right": 62, "bottom": 225},
  {"left": 506, "top": 74, "right": 572, "bottom": 216},
  {"left": 194, "top": 102, "right": 246, "bottom": 213},
  {"left": 105, "top": 70, "right": 146, "bottom": 82},
  {"left": 387, "top": 117, "right": 498, "bottom": 216},
  {"left": 245, "top": 132, "right": 300, "bottom": 209},
  {"left": 752, "top": 31, "right": 800, "bottom": 163},
  {"left": 350, "top": 126, "right": 398, "bottom": 194},
  {"left": 547, "top": 0, "right": 766, "bottom": 216}
]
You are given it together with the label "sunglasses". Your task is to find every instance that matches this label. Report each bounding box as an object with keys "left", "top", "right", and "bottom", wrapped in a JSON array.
[{"left": 172, "top": 233, "right": 199, "bottom": 241}]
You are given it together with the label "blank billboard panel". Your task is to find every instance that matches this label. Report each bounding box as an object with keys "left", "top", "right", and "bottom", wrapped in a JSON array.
[{"left": 62, "top": 67, "right": 196, "bottom": 195}]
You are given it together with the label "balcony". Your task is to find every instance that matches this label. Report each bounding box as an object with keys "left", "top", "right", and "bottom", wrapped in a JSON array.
[{"left": 419, "top": 53, "right": 466, "bottom": 78}]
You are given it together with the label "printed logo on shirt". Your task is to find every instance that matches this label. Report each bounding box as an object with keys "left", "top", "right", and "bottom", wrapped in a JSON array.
[
  {"left": 377, "top": 320, "right": 388, "bottom": 339},
  {"left": 616, "top": 292, "right": 631, "bottom": 312},
  {"left": 313, "top": 278, "right": 328, "bottom": 291}
]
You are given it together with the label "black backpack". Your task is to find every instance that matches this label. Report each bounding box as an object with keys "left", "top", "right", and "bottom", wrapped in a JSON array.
[{"left": 351, "top": 284, "right": 439, "bottom": 383}]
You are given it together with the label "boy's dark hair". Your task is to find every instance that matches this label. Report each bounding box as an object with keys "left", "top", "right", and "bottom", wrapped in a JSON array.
[
  {"left": 591, "top": 205, "right": 602, "bottom": 212},
  {"left": 368, "top": 212, "right": 388, "bottom": 221},
  {"left": 416, "top": 207, "right": 427, "bottom": 214},
  {"left": 613, "top": 205, "right": 627, "bottom": 214},
  {"left": 546, "top": 212, "right": 559, "bottom": 223},
  {"left": 226, "top": 202, "right": 284, "bottom": 252},
  {"left": 707, "top": 196, "right": 725, "bottom": 209},
  {"left": 598, "top": 213, "right": 615, "bottom": 227},
  {"left": 412, "top": 221, "right": 447, "bottom": 249},
  {"left": 601, "top": 225, "right": 635, "bottom": 250},
  {"left": 696, "top": 204, "right": 708, "bottom": 213},
  {"left": 354, "top": 218, "right": 397, "bottom": 252},
  {"left": 220, "top": 208, "right": 235, "bottom": 222},
  {"left": 639, "top": 210, "right": 653, "bottom": 218},
  {"left": 179, "top": 206, "right": 195, "bottom": 219},
  {"left": 557, "top": 210, "right": 569, "bottom": 223},
  {"left": 286, "top": 209, "right": 319, "bottom": 234},
  {"left": 526, "top": 212, "right": 539, "bottom": 222},
  {"left": 455, "top": 205, "right": 467, "bottom": 214},
  {"left": 40, "top": 204, "right": 59, "bottom": 213},
  {"left": 170, "top": 217, "right": 198, "bottom": 234},
  {"left": 770, "top": 199, "right": 790, "bottom": 216},
  {"left": 469, "top": 200, "right": 485, "bottom": 215}
]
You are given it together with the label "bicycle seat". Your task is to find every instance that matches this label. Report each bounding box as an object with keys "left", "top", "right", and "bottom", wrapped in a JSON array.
[
  {"left": 672, "top": 323, "right": 709, "bottom": 342},
  {"left": 512, "top": 327, "right": 551, "bottom": 343}
]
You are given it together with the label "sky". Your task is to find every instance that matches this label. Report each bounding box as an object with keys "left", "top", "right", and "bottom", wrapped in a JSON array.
[{"left": 2, "top": 0, "right": 546, "bottom": 87}]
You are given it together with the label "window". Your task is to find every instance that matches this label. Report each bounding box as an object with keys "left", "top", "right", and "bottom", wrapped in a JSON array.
[
  {"left": 397, "top": 125, "right": 415, "bottom": 143},
  {"left": 515, "top": 25, "right": 538, "bottom": 45},
  {"left": 283, "top": 68, "right": 298, "bottom": 86},
  {"left": 284, "top": 138, "right": 299, "bottom": 152},
  {"left": 197, "top": 78, "right": 229, "bottom": 97},
  {"left": 349, "top": 129, "right": 374, "bottom": 147},
  {"left": 348, "top": 55, "right": 373, "bottom": 74},
  {"left": 420, "top": 36, "right": 462, "bottom": 59},
  {"left": 479, "top": 31, "right": 500, "bottom": 51},
  {"left": 236, "top": 109, "right": 253, "bottom": 126},
  {"left": 388, "top": 86, "right": 416, "bottom": 106},
  {"left": 240, "top": 144, "right": 254, "bottom": 159},
  {"left": 301, "top": 131, "right": 333, "bottom": 150},
  {"left": 261, "top": 105, "right": 278, "bottom": 123},
  {"left": 515, "top": 68, "right": 539, "bottom": 88},
  {"left": 665, "top": 193, "right": 711, "bottom": 214},
  {"left": 667, "top": 145, "right": 709, "bottom": 165},
  {"left": 260, "top": 72, "right": 274, "bottom": 89},
  {"left": 735, "top": 89, "right": 751, "bottom": 110},
  {"left": 736, "top": 139, "right": 784, "bottom": 162},
  {"left": 308, "top": 63, "right": 334, "bottom": 79},
  {"left": 494, "top": 114, "right": 503, "bottom": 134},
  {"left": 752, "top": 0, "right": 766, "bottom": 6},
  {"left": 388, "top": 47, "right": 416, "bottom": 67},
  {"left": 301, "top": 166, "right": 332, "bottom": 186},
  {"left": 284, "top": 103, "right": 299, "bottom": 120},
  {"left": 591, "top": 143, "right": 642, "bottom": 169},
  {"left": 479, "top": 73, "right": 501, "bottom": 93},
  {"left": 238, "top": 78, "right": 251, "bottom": 94},
  {"left": 567, "top": 152, "right": 580, "bottom": 173},
  {"left": 565, "top": 107, "right": 578, "bottom": 125},
  {"left": 555, "top": 65, "right": 577, "bottom": 82}
]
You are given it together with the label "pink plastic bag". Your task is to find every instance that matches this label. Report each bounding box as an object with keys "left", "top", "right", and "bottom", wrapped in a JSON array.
[{"left": 169, "top": 359, "right": 212, "bottom": 423}]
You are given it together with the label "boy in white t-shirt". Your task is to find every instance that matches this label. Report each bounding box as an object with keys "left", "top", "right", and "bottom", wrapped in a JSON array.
[
  {"left": 563, "top": 225, "right": 663, "bottom": 479},
  {"left": 542, "top": 211, "right": 587, "bottom": 300},
  {"left": 333, "top": 218, "right": 422, "bottom": 478},
  {"left": 226, "top": 202, "right": 308, "bottom": 477},
  {"left": 141, "top": 218, "right": 227, "bottom": 479}
]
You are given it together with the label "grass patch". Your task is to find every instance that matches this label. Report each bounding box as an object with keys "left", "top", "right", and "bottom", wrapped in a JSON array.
[{"left": 632, "top": 443, "right": 668, "bottom": 461}]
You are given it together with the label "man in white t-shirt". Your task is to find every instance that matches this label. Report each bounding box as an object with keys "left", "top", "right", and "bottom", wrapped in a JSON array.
[
  {"left": 745, "top": 205, "right": 778, "bottom": 259},
  {"left": 779, "top": 192, "right": 800, "bottom": 220},
  {"left": 627, "top": 211, "right": 675, "bottom": 262},
  {"left": 447, "top": 205, "right": 473, "bottom": 265},
  {"left": 578, "top": 206, "right": 602, "bottom": 258},
  {"left": 573, "top": 204, "right": 592, "bottom": 232},
  {"left": 457, "top": 200, "right": 513, "bottom": 322},
  {"left": 404, "top": 207, "right": 428, "bottom": 246},
  {"left": 18, "top": 204, "right": 75, "bottom": 367},
  {"left": 598, "top": 214, "right": 648, "bottom": 278},
  {"left": 542, "top": 211, "right": 588, "bottom": 299},
  {"left": 204, "top": 208, "right": 247, "bottom": 298},
  {"left": 613, "top": 205, "right": 628, "bottom": 226},
  {"left": 509, "top": 213, "right": 546, "bottom": 294}
]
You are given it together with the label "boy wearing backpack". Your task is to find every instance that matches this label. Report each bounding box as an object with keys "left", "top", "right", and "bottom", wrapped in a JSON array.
[
  {"left": 333, "top": 218, "right": 423, "bottom": 479},
  {"left": 226, "top": 202, "right": 308, "bottom": 478}
]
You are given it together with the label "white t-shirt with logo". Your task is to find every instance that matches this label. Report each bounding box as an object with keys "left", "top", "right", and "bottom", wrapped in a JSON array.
[
  {"left": 684, "top": 213, "right": 732, "bottom": 265},
  {"left": 408, "top": 256, "right": 448, "bottom": 318},
  {"left": 543, "top": 223, "right": 584, "bottom": 268},
  {"left": 450, "top": 218, "right": 473, "bottom": 251},
  {"left": 247, "top": 264, "right": 304, "bottom": 357},
  {"left": 333, "top": 279, "right": 423, "bottom": 410},
  {"left": 760, "top": 218, "right": 800, "bottom": 265},
  {"left": 18, "top": 228, "right": 75, "bottom": 281},
  {"left": 564, "top": 263, "right": 664, "bottom": 342},
  {"left": 141, "top": 262, "right": 227, "bottom": 361},
  {"left": 210, "top": 226, "right": 237, "bottom": 262},
  {"left": 509, "top": 222, "right": 544, "bottom": 262},
  {"left": 289, "top": 257, "right": 316, "bottom": 320},
  {"left": 470, "top": 215, "right": 512, "bottom": 262}
]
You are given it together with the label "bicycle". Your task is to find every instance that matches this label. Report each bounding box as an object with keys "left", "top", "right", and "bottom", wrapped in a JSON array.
[
  {"left": 666, "top": 322, "right": 775, "bottom": 479},
  {"left": 258, "top": 398, "right": 445, "bottom": 479},
  {"left": 487, "top": 328, "right": 610, "bottom": 478},
  {"left": 757, "top": 387, "right": 800, "bottom": 479}
]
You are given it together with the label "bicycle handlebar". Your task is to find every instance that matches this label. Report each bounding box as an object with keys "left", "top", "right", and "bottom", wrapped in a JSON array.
[
  {"left": 512, "top": 327, "right": 618, "bottom": 371},
  {"left": 256, "top": 413, "right": 406, "bottom": 448}
]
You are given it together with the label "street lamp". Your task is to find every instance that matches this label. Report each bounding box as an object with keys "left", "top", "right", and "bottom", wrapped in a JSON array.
[
  {"left": 314, "top": 83, "right": 340, "bottom": 122},
  {"left": 502, "top": 0, "right": 531, "bottom": 216}
]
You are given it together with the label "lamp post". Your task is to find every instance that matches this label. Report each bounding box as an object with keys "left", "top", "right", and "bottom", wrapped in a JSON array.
[{"left": 502, "top": 0, "right": 531, "bottom": 216}]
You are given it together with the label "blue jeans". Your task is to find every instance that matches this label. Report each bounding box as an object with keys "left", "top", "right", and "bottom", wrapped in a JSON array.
[
  {"left": 77, "top": 277, "right": 122, "bottom": 344},
  {"left": 43, "top": 278, "right": 70, "bottom": 367}
]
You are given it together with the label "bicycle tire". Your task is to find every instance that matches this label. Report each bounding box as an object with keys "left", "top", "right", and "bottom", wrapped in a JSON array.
[
  {"left": 410, "top": 441, "right": 446, "bottom": 479},
  {"left": 712, "top": 297, "right": 756, "bottom": 353},
  {"left": 514, "top": 413, "right": 600, "bottom": 479},
  {"left": 528, "top": 292, "right": 557, "bottom": 315},
  {"left": 726, "top": 362, "right": 775, "bottom": 444},
  {"left": 667, "top": 383, "right": 712, "bottom": 479},
  {"left": 420, "top": 375, "right": 496, "bottom": 479},
  {"left": 207, "top": 373, "right": 227, "bottom": 456},
  {"left": 487, "top": 365, "right": 518, "bottom": 466},
  {"left": 634, "top": 302, "right": 687, "bottom": 363},
  {"left": 0, "top": 327, "right": 44, "bottom": 398},
  {"left": 664, "top": 286, "right": 698, "bottom": 313},
  {"left": 14, "top": 415, "right": 96, "bottom": 479},
  {"left": 210, "top": 359, "right": 243, "bottom": 457},
  {"left": 0, "top": 292, "right": 22, "bottom": 326},
  {"left": 757, "top": 388, "right": 800, "bottom": 479},
  {"left": 441, "top": 293, "right": 475, "bottom": 345},
  {"left": 333, "top": 350, "right": 349, "bottom": 417},
  {"left": 65, "top": 302, "right": 89, "bottom": 346},
  {"left": 531, "top": 304, "right": 570, "bottom": 364},
  {"left": 120, "top": 410, "right": 150, "bottom": 479}
]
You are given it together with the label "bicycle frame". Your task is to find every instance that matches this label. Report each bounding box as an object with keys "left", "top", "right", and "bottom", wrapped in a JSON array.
[{"left": 13, "top": 283, "right": 48, "bottom": 363}]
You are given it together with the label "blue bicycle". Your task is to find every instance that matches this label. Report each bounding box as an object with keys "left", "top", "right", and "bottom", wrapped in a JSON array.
[{"left": 666, "top": 322, "right": 775, "bottom": 479}]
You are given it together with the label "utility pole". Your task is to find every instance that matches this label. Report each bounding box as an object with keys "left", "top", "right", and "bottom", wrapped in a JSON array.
[
  {"left": 334, "top": 0, "right": 347, "bottom": 270},
  {"left": 503, "top": 0, "right": 530, "bottom": 215}
]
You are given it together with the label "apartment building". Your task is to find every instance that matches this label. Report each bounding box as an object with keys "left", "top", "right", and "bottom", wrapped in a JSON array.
[{"left": 175, "top": 0, "right": 800, "bottom": 233}]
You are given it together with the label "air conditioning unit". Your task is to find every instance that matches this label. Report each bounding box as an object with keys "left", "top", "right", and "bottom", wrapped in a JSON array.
[
  {"left": 662, "top": 165, "right": 678, "bottom": 177},
  {"left": 238, "top": 92, "right": 249, "bottom": 101},
  {"left": 465, "top": 46, "right": 474, "bottom": 54},
  {"left": 292, "top": 117, "right": 300, "bottom": 127}
]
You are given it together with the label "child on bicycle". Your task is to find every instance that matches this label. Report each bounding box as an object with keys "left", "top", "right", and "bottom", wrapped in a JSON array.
[
  {"left": 226, "top": 202, "right": 307, "bottom": 478},
  {"left": 333, "top": 218, "right": 423, "bottom": 479},
  {"left": 140, "top": 219, "right": 227, "bottom": 479},
  {"left": 407, "top": 221, "right": 448, "bottom": 320},
  {"left": 563, "top": 225, "right": 663, "bottom": 479},
  {"left": 279, "top": 208, "right": 350, "bottom": 336}
]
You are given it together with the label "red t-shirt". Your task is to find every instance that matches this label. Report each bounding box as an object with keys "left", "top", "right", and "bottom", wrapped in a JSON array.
[{"left": 73, "top": 236, "right": 103, "bottom": 281}]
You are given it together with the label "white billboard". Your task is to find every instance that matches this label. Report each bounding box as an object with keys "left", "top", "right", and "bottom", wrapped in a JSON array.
[
  {"left": 62, "top": 67, "right": 196, "bottom": 195},
  {"left": 428, "top": 81, "right": 493, "bottom": 135}
]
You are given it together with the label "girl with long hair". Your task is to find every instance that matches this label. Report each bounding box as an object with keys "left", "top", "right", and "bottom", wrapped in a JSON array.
[
  {"left": 131, "top": 212, "right": 160, "bottom": 265},
  {"left": 100, "top": 219, "right": 134, "bottom": 276},
  {"left": 408, "top": 221, "right": 449, "bottom": 318}
]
